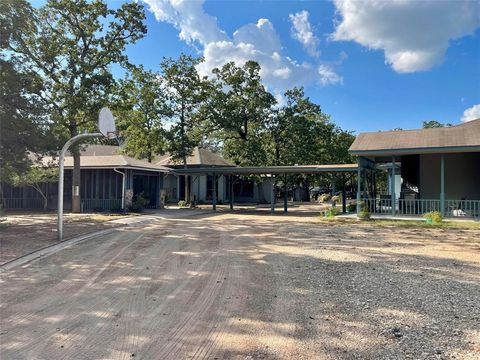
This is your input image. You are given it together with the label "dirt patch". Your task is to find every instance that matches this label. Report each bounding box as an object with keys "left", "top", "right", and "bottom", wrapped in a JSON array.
[
  {"left": 0, "top": 212, "right": 479, "bottom": 359},
  {"left": 0, "top": 213, "right": 134, "bottom": 265}
]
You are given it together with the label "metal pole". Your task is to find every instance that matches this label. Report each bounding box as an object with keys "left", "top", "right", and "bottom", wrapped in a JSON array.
[
  {"left": 229, "top": 175, "right": 234, "bottom": 210},
  {"left": 113, "top": 168, "right": 125, "bottom": 210},
  {"left": 283, "top": 174, "right": 288, "bottom": 213},
  {"left": 212, "top": 174, "right": 217, "bottom": 211},
  {"left": 270, "top": 176, "right": 275, "bottom": 214},
  {"left": 391, "top": 157, "right": 396, "bottom": 216},
  {"left": 58, "top": 133, "right": 102, "bottom": 241},
  {"left": 440, "top": 154, "right": 445, "bottom": 216},
  {"left": 356, "top": 158, "right": 361, "bottom": 215}
]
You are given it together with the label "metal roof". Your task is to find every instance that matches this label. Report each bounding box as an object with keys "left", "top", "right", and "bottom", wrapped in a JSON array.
[
  {"left": 349, "top": 119, "right": 480, "bottom": 156},
  {"left": 172, "top": 164, "right": 358, "bottom": 175}
]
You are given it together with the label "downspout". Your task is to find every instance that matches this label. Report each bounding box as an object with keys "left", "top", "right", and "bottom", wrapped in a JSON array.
[{"left": 113, "top": 168, "right": 125, "bottom": 211}]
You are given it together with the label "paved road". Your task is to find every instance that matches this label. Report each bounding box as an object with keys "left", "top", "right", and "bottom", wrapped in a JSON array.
[{"left": 1, "top": 214, "right": 479, "bottom": 359}]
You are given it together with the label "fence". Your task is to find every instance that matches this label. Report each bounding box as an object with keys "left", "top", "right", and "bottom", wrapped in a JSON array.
[
  {"left": 1, "top": 198, "right": 44, "bottom": 209},
  {"left": 82, "top": 198, "right": 122, "bottom": 212},
  {"left": 362, "top": 198, "right": 480, "bottom": 218}
]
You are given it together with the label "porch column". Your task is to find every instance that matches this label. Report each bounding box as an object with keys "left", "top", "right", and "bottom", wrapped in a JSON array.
[
  {"left": 440, "top": 154, "right": 445, "bottom": 216},
  {"left": 229, "top": 175, "right": 234, "bottom": 210},
  {"left": 270, "top": 176, "right": 275, "bottom": 214},
  {"left": 356, "top": 158, "right": 362, "bottom": 215},
  {"left": 212, "top": 174, "right": 217, "bottom": 211},
  {"left": 283, "top": 174, "right": 288, "bottom": 213},
  {"left": 342, "top": 182, "right": 347, "bottom": 214},
  {"left": 391, "top": 157, "right": 396, "bottom": 216}
]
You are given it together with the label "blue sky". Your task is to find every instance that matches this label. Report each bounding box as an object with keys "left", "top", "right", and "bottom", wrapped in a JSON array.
[{"left": 32, "top": 0, "right": 480, "bottom": 134}]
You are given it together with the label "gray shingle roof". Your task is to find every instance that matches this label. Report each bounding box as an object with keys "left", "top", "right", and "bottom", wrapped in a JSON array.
[
  {"left": 155, "top": 147, "right": 234, "bottom": 167},
  {"left": 349, "top": 119, "right": 480, "bottom": 156}
]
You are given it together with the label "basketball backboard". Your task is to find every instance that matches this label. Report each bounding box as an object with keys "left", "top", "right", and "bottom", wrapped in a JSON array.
[{"left": 98, "top": 107, "right": 117, "bottom": 139}]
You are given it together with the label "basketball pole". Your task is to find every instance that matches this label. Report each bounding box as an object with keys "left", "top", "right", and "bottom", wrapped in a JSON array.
[{"left": 57, "top": 133, "right": 102, "bottom": 241}]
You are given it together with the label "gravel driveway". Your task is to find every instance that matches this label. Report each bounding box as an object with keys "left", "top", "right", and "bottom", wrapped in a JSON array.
[{"left": 1, "top": 213, "right": 479, "bottom": 359}]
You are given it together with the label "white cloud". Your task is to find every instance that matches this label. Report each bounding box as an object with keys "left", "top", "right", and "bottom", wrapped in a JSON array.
[
  {"left": 289, "top": 10, "right": 320, "bottom": 57},
  {"left": 331, "top": 0, "right": 480, "bottom": 73},
  {"left": 318, "top": 64, "right": 343, "bottom": 86},
  {"left": 144, "top": 0, "right": 342, "bottom": 92},
  {"left": 143, "top": 0, "right": 227, "bottom": 45},
  {"left": 461, "top": 104, "right": 480, "bottom": 122}
]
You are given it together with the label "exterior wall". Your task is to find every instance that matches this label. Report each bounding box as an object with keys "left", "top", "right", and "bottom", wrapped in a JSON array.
[
  {"left": 419, "top": 152, "right": 480, "bottom": 200},
  {"left": 162, "top": 174, "right": 178, "bottom": 202}
]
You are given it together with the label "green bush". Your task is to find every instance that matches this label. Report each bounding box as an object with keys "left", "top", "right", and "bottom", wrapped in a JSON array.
[
  {"left": 423, "top": 211, "right": 443, "bottom": 224},
  {"left": 357, "top": 202, "right": 371, "bottom": 220},
  {"left": 323, "top": 206, "right": 341, "bottom": 218},
  {"left": 320, "top": 193, "right": 332, "bottom": 202},
  {"left": 348, "top": 203, "right": 356, "bottom": 213},
  {"left": 178, "top": 200, "right": 188, "bottom": 208},
  {"left": 130, "top": 193, "right": 146, "bottom": 213}
]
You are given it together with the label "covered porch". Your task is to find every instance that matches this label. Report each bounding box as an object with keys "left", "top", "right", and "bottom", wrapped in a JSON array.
[{"left": 350, "top": 120, "right": 480, "bottom": 219}]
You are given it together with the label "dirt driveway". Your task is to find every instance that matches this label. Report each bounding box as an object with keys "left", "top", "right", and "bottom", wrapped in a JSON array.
[{"left": 1, "top": 213, "right": 479, "bottom": 359}]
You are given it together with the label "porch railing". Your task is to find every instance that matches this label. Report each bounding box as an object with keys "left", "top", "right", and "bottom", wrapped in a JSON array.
[
  {"left": 82, "top": 198, "right": 122, "bottom": 212},
  {"left": 362, "top": 198, "right": 480, "bottom": 218},
  {"left": 0, "top": 197, "right": 44, "bottom": 209}
]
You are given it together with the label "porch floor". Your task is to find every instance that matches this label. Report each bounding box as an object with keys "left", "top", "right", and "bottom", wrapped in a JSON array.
[{"left": 338, "top": 213, "right": 480, "bottom": 222}]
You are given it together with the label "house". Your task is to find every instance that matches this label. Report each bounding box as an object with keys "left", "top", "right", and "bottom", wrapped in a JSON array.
[
  {"left": 156, "top": 147, "right": 235, "bottom": 203},
  {"left": 349, "top": 119, "right": 480, "bottom": 217},
  {"left": 1, "top": 145, "right": 170, "bottom": 211}
]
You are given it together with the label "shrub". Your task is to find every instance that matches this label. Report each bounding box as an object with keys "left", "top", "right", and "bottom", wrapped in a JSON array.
[
  {"left": 320, "top": 193, "right": 332, "bottom": 202},
  {"left": 423, "top": 211, "right": 443, "bottom": 224},
  {"left": 331, "top": 195, "right": 341, "bottom": 205},
  {"left": 130, "top": 193, "right": 146, "bottom": 213},
  {"left": 178, "top": 200, "right": 188, "bottom": 208},
  {"left": 357, "top": 202, "right": 371, "bottom": 220},
  {"left": 347, "top": 203, "right": 356, "bottom": 213},
  {"left": 323, "top": 206, "right": 341, "bottom": 218}
]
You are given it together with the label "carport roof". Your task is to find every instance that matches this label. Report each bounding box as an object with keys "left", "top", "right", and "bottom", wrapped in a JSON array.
[
  {"left": 172, "top": 164, "right": 358, "bottom": 175},
  {"left": 349, "top": 119, "right": 480, "bottom": 156}
]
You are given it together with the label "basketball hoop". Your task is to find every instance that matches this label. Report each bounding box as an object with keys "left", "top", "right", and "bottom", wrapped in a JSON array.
[{"left": 99, "top": 107, "right": 117, "bottom": 139}]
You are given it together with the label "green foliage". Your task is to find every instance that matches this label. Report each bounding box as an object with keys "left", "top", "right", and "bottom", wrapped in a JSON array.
[
  {"left": 423, "top": 211, "right": 443, "bottom": 224},
  {"left": 320, "top": 193, "right": 332, "bottom": 202},
  {"left": 0, "top": 1, "right": 53, "bottom": 182},
  {"left": 130, "top": 192, "right": 146, "bottom": 212},
  {"left": 6, "top": 0, "right": 147, "bottom": 211},
  {"left": 161, "top": 54, "right": 207, "bottom": 165},
  {"left": 202, "top": 61, "right": 275, "bottom": 166},
  {"left": 422, "top": 120, "right": 452, "bottom": 128},
  {"left": 323, "top": 206, "right": 341, "bottom": 218},
  {"left": 177, "top": 200, "right": 188, "bottom": 208},
  {"left": 10, "top": 165, "right": 58, "bottom": 209},
  {"left": 358, "top": 209, "right": 371, "bottom": 220},
  {"left": 348, "top": 203, "right": 356, "bottom": 213},
  {"left": 114, "top": 66, "right": 169, "bottom": 162}
]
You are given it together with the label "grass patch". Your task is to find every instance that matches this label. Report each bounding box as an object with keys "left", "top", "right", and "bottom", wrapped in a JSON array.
[{"left": 319, "top": 217, "right": 480, "bottom": 230}]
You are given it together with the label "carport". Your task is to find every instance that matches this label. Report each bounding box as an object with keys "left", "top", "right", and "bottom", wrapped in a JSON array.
[{"left": 173, "top": 164, "right": 358, "bottom": 213}]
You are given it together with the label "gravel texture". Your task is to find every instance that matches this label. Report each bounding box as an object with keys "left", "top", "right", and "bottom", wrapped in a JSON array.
[{"left": 0, "top": 212, "right": 479, "bottom": 359}]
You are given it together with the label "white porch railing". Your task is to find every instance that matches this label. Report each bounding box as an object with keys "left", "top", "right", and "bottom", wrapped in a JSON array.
[{"left": 362, "top": 198, "right": 480, "bottom": 218}]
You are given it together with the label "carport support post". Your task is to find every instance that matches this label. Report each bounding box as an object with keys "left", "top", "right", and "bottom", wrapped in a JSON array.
[
  {"left": 283, "top": 174, "right": 288, "bottom": 213},
  {"left": 271, "top": 176, "right": 275, "bottom": 214},
  {"left": 391, "top": 157, "right": 396, "bottom": 216},
  {"left": 440, "top": 154, "right": 445, "bottom": 216},
  {"left": 356, "top": 159, "right": 362, "bottom": 215},
  {"left": 229, "top": 175, "right": 234, "bottom": 210},
  {"left": 212, "top": 174, "right": 217, "bottom": 211}
]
